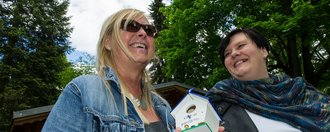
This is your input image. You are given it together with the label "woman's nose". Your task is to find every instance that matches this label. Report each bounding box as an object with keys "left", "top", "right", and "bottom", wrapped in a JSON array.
[
  {"left": 137, "top": 28, "right": 147, "bottom": 37},
  {"left": 230, "top": 49, "right": 240, "bottom": 58}
]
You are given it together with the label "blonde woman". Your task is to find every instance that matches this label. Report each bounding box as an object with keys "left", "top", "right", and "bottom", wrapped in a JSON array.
[{"left": 42, "top": 8, "right": 175, "bottom": 132}]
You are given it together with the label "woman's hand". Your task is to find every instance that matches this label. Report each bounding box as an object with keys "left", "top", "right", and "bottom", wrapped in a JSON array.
[
  {"left": 174, "top": 127, "right": 181, "bottom": 132},
  {"left": 218, "top": 126, "right": 225, "bottom": 132},
  {"left": 174, "top": 126, "right": 225, "bottom": 132}
]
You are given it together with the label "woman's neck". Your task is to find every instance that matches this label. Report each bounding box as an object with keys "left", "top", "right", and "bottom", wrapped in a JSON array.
[{"left": 117, "top": 64, "right": 144, "bottom": 98}]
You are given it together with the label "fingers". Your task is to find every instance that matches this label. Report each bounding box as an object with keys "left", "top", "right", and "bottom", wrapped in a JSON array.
[
  {"left": 175, "top": 127, "right": 182, "bottom": 132},
  {"left": 218, "top": 126, "right": 225, "bottom": 132},
  {"left": 175, "top": 126, "right": 224, "bottom": 132}
]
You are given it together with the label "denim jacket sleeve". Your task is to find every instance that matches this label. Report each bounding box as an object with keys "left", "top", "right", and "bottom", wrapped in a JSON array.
[
  {"left": 42, "top": 80, "right": 90, "bottom": 131},
  {"left": 151, "top": 92, "right": 176, "bottom": 131}
]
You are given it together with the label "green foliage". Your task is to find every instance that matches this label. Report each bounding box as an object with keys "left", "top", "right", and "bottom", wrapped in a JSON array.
[
  {"left": 149, "top": 0, "right": 167, "bottom": 32},
  {"left": 59, "top": 62, "right": 79, "bottom": 90},
  {"left": 148, "top": 0, "right": 171, "bottom": 84},
  {"left": 155, "top": 0, "right": 231, "bottom": 88},
  {"left": 0, "top": 0, "right": 72, "bottom": 130},
  {"left": 74, "top": 52, "right": 96, "bottom": 75},
  {"left": 150, "top": 0, "right": 330, "bottom": 93},
  {"left": 59, "top": 52, "right": 96, "bottom": 90}
]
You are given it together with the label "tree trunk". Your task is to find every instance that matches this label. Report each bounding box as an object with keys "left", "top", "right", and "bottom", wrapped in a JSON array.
[
  {"left": 301, "top": 33, "right": 317, "bottom": 85},
  {"left": 286, "top": 34, "right": 301, "bottom": 77}
]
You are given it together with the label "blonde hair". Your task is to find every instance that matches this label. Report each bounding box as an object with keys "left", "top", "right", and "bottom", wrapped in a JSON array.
[{"left": 96, "top": 8, "right": 155, "bottom": 123}]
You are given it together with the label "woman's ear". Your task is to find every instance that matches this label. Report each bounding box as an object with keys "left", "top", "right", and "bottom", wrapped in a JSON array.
[
  {"left": 261, "top": 48, "right": 268, "bottom": 59},
  {"left": 104, "top": 38, "right": 111, "bottom": 50}
]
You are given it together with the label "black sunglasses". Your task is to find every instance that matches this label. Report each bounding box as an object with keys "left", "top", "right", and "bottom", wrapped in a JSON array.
[{"left": 120, "top": 20, "right": 157, "bottom": 37}]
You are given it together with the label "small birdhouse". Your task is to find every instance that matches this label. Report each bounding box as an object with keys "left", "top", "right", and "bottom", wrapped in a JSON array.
[{"left": 171, "top": 92, "right": 221, "bottom": 132}]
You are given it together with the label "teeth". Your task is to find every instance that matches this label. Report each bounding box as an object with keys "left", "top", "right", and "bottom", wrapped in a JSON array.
[
  {"left": 234, "top": 60, "right": 244, "bottom": 67},
  {"left": 132, "top": 43, "right": 146, "bottom": 49}
]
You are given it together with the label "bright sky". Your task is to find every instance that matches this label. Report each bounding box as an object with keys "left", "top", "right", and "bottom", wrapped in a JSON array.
[{"left": 66, "top": 0, "right": 158, "bottom": 60}]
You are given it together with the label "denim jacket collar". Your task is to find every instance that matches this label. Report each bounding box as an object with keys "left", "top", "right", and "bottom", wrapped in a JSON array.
[{"left": 103, "top": 66, "right": 120, "bottom": 85}]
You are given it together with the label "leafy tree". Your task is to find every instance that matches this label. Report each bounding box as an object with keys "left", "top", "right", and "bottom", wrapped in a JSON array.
[
  {"left": 58, "top": 62, "right": 79, "bottom": 90},
  {"left": 149, "top": 0, "right": 167, "bottom": 32},
  {"left": 155, "top": 0, "right": 330, "bottom": 93},
  {"left": 59, "top": 52, "right": 96, "bottom": 90},
  {"left": 154, "top": 0, "right": 230, "bottom": 88},
  {"left": 148, "top": 0, "right": 170, "bottom": 84},
  {"left": 74, "top": 52, "right": 96, "bottom": 75},
  {"left": 0, "top": 0, "right": 72, "bottom": 130}
]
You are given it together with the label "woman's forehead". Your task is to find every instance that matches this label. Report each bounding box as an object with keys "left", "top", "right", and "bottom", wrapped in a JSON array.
[
  {"left": 229, "top": 33, "right": 251, "bottom": 45},
  {"left": 124, "top": 15, "right": 150, "bottom": 23}
]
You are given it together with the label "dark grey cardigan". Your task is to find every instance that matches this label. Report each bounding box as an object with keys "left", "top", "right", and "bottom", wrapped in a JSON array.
[{"left": 215, "top": 102, "right": 258, "bottom": 132}]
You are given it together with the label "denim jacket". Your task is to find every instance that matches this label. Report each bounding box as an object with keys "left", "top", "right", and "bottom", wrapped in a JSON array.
[{"left": 42, "top": 67, "right": 175, "bottom": 132}]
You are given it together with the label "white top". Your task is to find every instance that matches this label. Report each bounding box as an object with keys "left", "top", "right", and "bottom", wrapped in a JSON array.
[{"left": 245, "top": 109, "right": 301, "bottom": 132}]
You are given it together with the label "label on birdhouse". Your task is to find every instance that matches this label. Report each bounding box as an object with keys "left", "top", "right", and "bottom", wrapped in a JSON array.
[{"left": 171, "top": 93, "right": 221, "bottom": 132}]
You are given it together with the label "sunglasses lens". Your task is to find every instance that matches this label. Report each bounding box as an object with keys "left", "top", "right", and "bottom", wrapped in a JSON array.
[
  {"left": 143, "top": 25, "right": 156, "bottom": 37},
  {"left": 121, "top": 20, "right": 156, "bottom": 37},
  {"left": 126, "top": 21, "right": 140, "bottom": 32}
]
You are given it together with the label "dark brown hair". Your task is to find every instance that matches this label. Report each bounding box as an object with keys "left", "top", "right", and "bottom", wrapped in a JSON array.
[{"left": 219, "top": 28, "right": 270, "bottom": 63}]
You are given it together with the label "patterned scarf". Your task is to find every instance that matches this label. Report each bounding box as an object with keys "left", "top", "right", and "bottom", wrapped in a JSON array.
[{"left": 206, "top": 74, "right": 330, "bottom": 132}]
